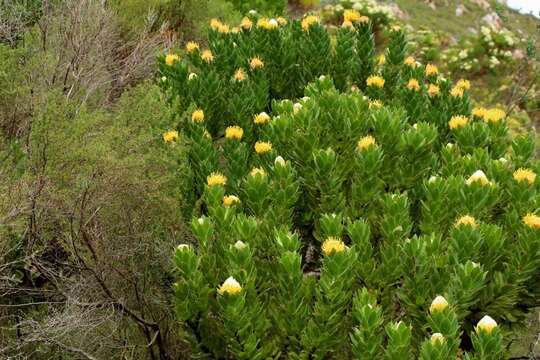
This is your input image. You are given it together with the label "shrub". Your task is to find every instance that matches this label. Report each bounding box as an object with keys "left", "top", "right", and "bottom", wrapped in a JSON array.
[{"left": 160, "top": 13, "right": 540, "bottom": 359}]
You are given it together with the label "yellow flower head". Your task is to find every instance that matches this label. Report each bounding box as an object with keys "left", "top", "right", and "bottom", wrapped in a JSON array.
[
  {"left": 366, "top": 75, "right": 385, "bottom": 88},
  {"left": 163, "top": 130, "right": 179, "bottom": 143},
  {"left": 253, "top": 112, "right": 270, "bottom": 125},
  {"left": 210, "top": 18, "right": 222, "bottom": 30},
  {"left": 218, "top": 23, "right": 230, "bottom": 34},
  {"left": 185, "top": 41, "right": 199, "bottom": 53},
  {"left": 358, "top": 16, "right": 370, "bottom": 23},
  {"left": 404, "top": 56, "right": 416, "bottom": 67},
  {"left": 250, "top": 167, "right": 267, "bottom": 177},
  {"left": 231, "top": 26, "right": 240, "bottom": 34},
  {"left": 448, "top": 115, "right": 468, "bottom": 129},
  {"left": 357, "top": 135, "right": 377, "bottom": 151},
  {"left": 201, "top": 49, "right": 214, "bottom": 63},
  {"left": 223, "top": 195, "right": 240, "bottom": 207},
  {"left": 301, "top": 15, "right": 320, "bottom": 31},
  {"left": 217, "top": 276, "right": 242, "bottom": 295},
  {"left": 207, "top": 172, "right": 227, "bottom": 187},
  {"left": 234, "top": 68, "right": 246, "bottom": 82},
  {"left": 407, "top": 78, "right": 420, "bottom": 91},
  {"left": 425, "top": 63, "right": 438, "bottom": 76},
  {"left": 484, "top": 108, "right": 505, "bottom": 123},
  {"left": 466, "top": 170, "right": 491, "bottom": 186},
  {"left": 391, "top": 25, "right": 401, "bottom": 32},
  {"left": 192, "top": 109, "right": 205, "bottom": 123},
  {"left": 430, "top": 296, "right": 448, "bottom": 313},
  {"left": 428, "top": 84, "right": 440, "bottom": 97},
  {"left": 277, "top": 17, "right": 288, "bottom": 26},
  {"left": 254, "top": 141, "right": 272, "bottom": 154},
  {"left": 378, "top": 54, "right": 386, "bottom": 66},
  {"left": 455, "top": 215, "right": 477, "bottom": 228},
  {"left": 522, "top": 213, "right": 540, "bottom": 229},
  {"left": 430, "top": 333, "right": 445, "bottom": 345},
  {"left": 225, "top": 125, "right": 244, "bottom": 140},
  {"left": 369, "top": 100, "right": 383, "bottom": 109},
  {"left": 250, "top": 57, "right": 264, "bottom": 70},
  {"left": 165, "top": 54, "right": 180, "bottom": 66},
  {"left": 450, "top": 86, "right": 464, "bottom": 98},
  {"left": 513, "top": 168, "right": 536, "bottom": 184},
  {"left": 241, "top": 17, "right": 253, "bottom": 30},
  {"left": 456, "top": 79, "right": 471, "bottom": 90},
  {"left": 257, "top": 18, "right": 278, "bottom": 30},
  {"left": 342, "top": 20, "right": 354, "bottom": 29},
  {"left": 472, "top": 107, "right": 488, "bottom": 119},
  {"left": 476, "top": 315, "right": 497, "bottom": 334},
  {"left": 321, "top": 237, "right": 347, "bottom": 256},
  {"left": 344, "top": 9, "right": 362, "bottom": 23}
]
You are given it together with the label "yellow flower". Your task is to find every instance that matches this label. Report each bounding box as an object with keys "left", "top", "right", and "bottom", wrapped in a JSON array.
[
  {"left": 223, "top": 195, "right": 240, "bottom": 206},
  {"left": 218, "top": 23, "right": 230, "bottom": 34},
  {"left": 430, "top": 296, "right": 448, "bottom": 313},
  {"left": 366, "top": 75, "right": 385, "bottom": 88},
  {"left": 456, "top": 79, "right": 471, "bottom": 90},
  {"left": 425, "top": 63, "right": 438, "bottom": 76},
  {"left": 357, "top": 135, "right": 376, "bottom": 151},
  {"left": 484, "top": 108, "right": 505, "bottom": 123},
  {"left": 253, "top": 112, "right": 270, "bottom": 125},
  {"left": 476, "top": 315, "right": 497, "bottom": 334},
  {"left": 201, "top": 49, "right": 214, "bottom": 63},
  {"left": 277, "top": 17, "right": 288, "bottom": 26},
  {"left": 250, "top": 167, "right": 267, "bottom": 177},
  {"left": 234, "top": 68, "right": 246, "bottom": 82},
  {"left": 231, "top": 27, "right": 240, "bottom": 34},
  {"left": 207, "top": 172, "right": 227, "bottom": 187},
  {"left": 448, "top": 115, "right": 468, "bottom": 129},
  {"left": 472, "top": 107, "right": 488, "bottom": 119},
  {"left": 369, "top": 100, "right": 382, "bottom": 109},
  {"left": 321, "top": 237, "right": 347, "bottom": 256},
  {"left": 430, "top": 333, "right": 445, "bottom": 345},
  {"left": 225, "top": 125, "right": 243, "bottom": 140},
  {"left": 163, "top": 130, "right": 179, "bottom": 143},
  {"left": 407, "top": 78, "right": 420, "bottom": 91},
  {"left": 513, "top": 168, "right": 536, "bottom": 184},
  {"left": 254, "top": 141, "right": 272, "bottom": 154},
  {"left": 250, "top": 57, "right": 264, "bottom": 70},
  {"left": 165, "top": 54, "right": 180, "bottom": 66},
  {"left": 217, "top": 276, "right": 242, "bottom": 295},
  {"left": 404, "top": 56, "right": 416, "bottom": 67},
  {"left": 257, "top": 18, "right": 278, "bottom": 30},
  {"left": 455, "top": 215, "right": 477, "bottom": 228},
  {"left": 192, "top": 109, "right": 205, "bottom": 123},
  {"left": 185, "top": 41, "right": 199, "bottom": 53},
  {"left": 522, "top": 213, "right": 540, "bottom": 229},
  {"left": 342, "top": 20, "right": 354, "bottom": 29},
  {"left": 210, "top": 18, "right": 222, "bottom": 31},
  {"left": 358, "top": 16, "right": 370, "bottom": 23},
  {"left": 241, "top": 17, "right": 253, "bottom": 30},
  {"left": 450, "top": 86, "right": 464, "bottom": 98},
  {"left": 378, "top": 54, "right": 386, "bottom": 65},
  {"left": 301, "top": 15, "right": 320, "bottom": 31},
  {"left": 391, "top": 25, "right": 401, "bottom": 32},
  {"left": 344, "top": 9, "right": 361, "bottom": 23},
  {"left": 466, "top": 170, "right": 491, "bottom": 186},
  {"left": 428, "top": 84, "right": 440, "bottom": 97}
]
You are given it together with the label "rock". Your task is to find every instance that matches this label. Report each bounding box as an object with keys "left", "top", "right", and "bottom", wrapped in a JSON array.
[
  {"left": 482, "top": 12, "right": 503, "bottom": 28},
  {"left": 387, "top": 3, "right": 408, "bottom": 20}
]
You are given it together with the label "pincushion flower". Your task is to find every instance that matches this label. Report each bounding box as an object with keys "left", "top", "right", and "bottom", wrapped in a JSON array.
[
  {"left": 254, "top": 112, "right": 270, "bottom": 124},
  {"left": 250, "top": 57, "right": 264, "bottom": 70},
  {"left": 455, "top": 215, "right": 477, "bottom": 228},
  {"left": 476, "top": 315, "right": 497, "bottom": 333},
  {"left": 250, "top": 167, "right": 267, "bottom": 177},
  {"left": 274, "top": 156, "right": 286, "bottom": 167},
  {"left": 522, "top": 213, "right": 540, "bottom": 229},
  {"left": 450, "top": 86, "right": 464, "bottom": 98},
  {"left": 234, "top": 241, "right": 247, "bottom": 250},
  {"left": 207, "top": 172, "right": 227, "bottom": 187},
  {"left": 456, "top": 79, "right": 471, "bottom": 90},
  {"left": 342, "top": 20, "right": 354, "bottom": 29},
  {"left": 430, "top": 333, "right": 445, "bottom": 345},
  {"left": 472, "top": 107, "right": 488, "bottom": 119},
  {"left": 428, "top": 84, "right": 440, "bottom": 97},
  {"left": 369, "top": 100, "right": 382, "bottom": 109},
  {"left": 163, "top": 130, "right": 179, "bottom": 143},
  {"left": 192, "top": 109, "right": 204, "bottom": 123},
  {"left": 176, "top": 244, "right": 190, "bottom": 251},
  {"left": 234, "top": 68, "right": 246, "bottom": 82},
  {"left": 321, "top": 237, "right": 346, "bottom": 256},
  {"left": 257, "top": 18, "right": 278, "bottom": 30},
  {"left": 210, "top": 18, "right": 222, "bottom": 31},
  {"left": 430, "top": 296, "right": 448, "bottom": 313},
  {"left": 165, "top": 54, "right": 180, "bottom": 66},
  {"left": 241, "top": 17, "right": 253, "bottom": 30},
  {"left": 357, "top": 135, "right": 376, "bottom": 151},
  {"left": 225, "top": 126, "right": 243, "bottom": 140},
  {"left": 466, "top": 170, "right": 491, "bottom": 186},
  {"left": 254, "top": 141, "right": 272, "bottom": 154},
  {"left": 277, "top": 17, "right": 287, "bottom": 26},
  {"left": 404, "top": 56, "right": 416, "bottom": 67},
  {"left": 378, "top": 54, "right": 386, "bottom": 65},
  {"left": 448, "top": 115, "right": 468, "bottom": 129},
  {"left": 425, "top": 63, "right": 438, "bottom": 76},
  {"left": 407, "top": 78, "right": 420, "bottom": 91},
  {"left": 185, "top": 41, "right": 199, "bottom": 53},
  {"left": 513, "top": 168, "right": 536, "bottom": 184},
  {"left": 223, "top": 195, "right": 240, "bottom": 207},
  {"left": 344, "top": 9, "right": 361, "bottom": 22},
  {"left": 483, "top": 108, "right": 505, "bottom": 123},
  {"left": 301, "top": 15, "right": 320, "bottom": 31},
  {"left": 217, "top": 23, "right": 230, "bottom": 34},
  {"left": 366, "top": 75, "right": 385, "bottom": 88},
  {"left": 201, "top": 49, "right": 214, "bottom": 63},
  {"left": 217, "top": 276, "right": 242, "bottom": 295}
]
